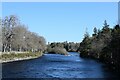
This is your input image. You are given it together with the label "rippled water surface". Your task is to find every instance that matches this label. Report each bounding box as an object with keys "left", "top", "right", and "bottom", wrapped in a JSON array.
[{"left": 2, "top": 52, "right": 120, "bottom": 78}]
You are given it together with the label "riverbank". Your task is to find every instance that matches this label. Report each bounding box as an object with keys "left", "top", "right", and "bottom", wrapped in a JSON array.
[{"left": 0, "top": 52, "right": 43, "bottom": 63}]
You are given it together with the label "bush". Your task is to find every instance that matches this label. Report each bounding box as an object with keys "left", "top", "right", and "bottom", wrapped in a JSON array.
[{"left": 47, "top": 47, "right": 68, "bottom": 55}]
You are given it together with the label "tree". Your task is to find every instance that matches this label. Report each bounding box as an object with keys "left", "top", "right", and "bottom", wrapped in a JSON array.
[
  {"left": 108, "top": 25, "right": 120, "bottom": 70},
  {"left": 79, "top": 20, "right": 120, "bottom": 71},
  {"left": 93, "top": 27, "right": 97, "bottom": 36},
  {"left": 79, "top": 31, "right": 91, "bottom": 57},
  {"left": 47, "top": 41, "right": 80, "bottom": 53},
  {"left": 103, "top": 20, "right": 109, "bottom": 29},
  {"left": 2, "top": 15, "right": 47, "bottom": 53},
  {"left": 12, "top": 24, "right": 28, "bottom": 51}
]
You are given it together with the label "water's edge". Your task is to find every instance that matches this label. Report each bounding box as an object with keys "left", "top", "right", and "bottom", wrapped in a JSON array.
[
  {"left": 1, "top": 52, "right": 44, "bottom": 63},
  {"left": 1, "top": 56, "right": 39, "bottom": 63}
]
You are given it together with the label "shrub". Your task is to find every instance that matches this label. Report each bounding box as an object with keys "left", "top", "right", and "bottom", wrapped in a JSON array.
[{"left": 47, "top": 47, "right": 68, "bottom": 55}]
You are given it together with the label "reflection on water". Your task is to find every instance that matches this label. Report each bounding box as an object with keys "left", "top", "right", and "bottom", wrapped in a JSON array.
[{"left": 2, "top": 52, "right": 120, "bottom": 78}]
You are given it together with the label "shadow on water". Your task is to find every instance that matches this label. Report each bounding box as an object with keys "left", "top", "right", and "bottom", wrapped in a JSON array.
[{"left": 2, "top": 52, "right": 120, "bottom": 79}]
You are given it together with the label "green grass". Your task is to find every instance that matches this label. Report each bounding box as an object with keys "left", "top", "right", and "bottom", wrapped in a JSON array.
[{"left": 0, "top": 52, "right": 43, "bottom": 61}]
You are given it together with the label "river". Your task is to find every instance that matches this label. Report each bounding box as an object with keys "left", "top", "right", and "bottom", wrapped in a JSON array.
[{"left": 2, "top": 52, "right": 120, "bottom": 79}]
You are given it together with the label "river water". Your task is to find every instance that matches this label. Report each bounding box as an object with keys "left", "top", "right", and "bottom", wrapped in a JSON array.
[{"left": 2, "top": 52, "right": 120, "bottom": 79}]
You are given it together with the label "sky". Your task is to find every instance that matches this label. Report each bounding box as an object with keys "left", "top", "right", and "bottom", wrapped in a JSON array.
[
  {"left": 119, "top": 1, "right": 120, "bottom": 25},
  {"left": 2, "top": 2, "right": 118, "bottom": 43}
]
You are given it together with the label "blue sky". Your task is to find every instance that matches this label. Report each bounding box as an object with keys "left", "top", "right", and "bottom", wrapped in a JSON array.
[{"left": 2, "top": 2, "right": 118, "bottom": 43}]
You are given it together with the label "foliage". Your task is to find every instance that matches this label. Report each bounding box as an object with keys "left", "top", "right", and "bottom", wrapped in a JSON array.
[
  {"left": 47, "top": 47, "right": 68, "bottom": 55},
  {"left": 1, "top": 15, "right": 46, "bottom": 53},
  {"left": 47, "top": 41, "right": 80, "bottom": 52},
  {"left": 78, "top": 20, "right": 120, "bottom": 71}
]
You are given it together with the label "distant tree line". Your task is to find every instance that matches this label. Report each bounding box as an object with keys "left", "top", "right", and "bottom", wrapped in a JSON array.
[
  {"left": 47, "top": 41, "right": 80, "bottom": 53},
  {"left": 1, "top": 15, "right": 46, "bottom": 53},
  {"left": 78, "top": 20, "right": 120, "bottom": 72}
]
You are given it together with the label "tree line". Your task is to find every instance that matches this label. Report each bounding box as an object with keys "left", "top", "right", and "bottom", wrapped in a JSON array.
[
  {"left": 0, "top": 15, "right": 80, "bottom": 55},
  {"left": 46, "top": 41, "right": 80, "bottom": 54},
  {"left": 78, "top": 20, "right": 120, "bottom": 72},
  {"left": 1, "top": 15, "right": 46, "bottom": 53}
]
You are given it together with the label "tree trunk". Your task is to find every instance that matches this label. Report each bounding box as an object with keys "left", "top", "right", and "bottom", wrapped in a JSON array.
[
  {"left": 9, "top": 44, "right": 11, "bottom": 52},
  {"left": 19, "top": 47, "right": 22, "bottom": 52},
  {"left": 3, "top": 44, "right": 7, "bottom": 52},
  {"left": 32, "top": 48, "right": 34, "bottom": 52}
]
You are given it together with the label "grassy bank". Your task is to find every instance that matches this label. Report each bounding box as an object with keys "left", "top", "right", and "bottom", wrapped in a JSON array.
[{"left": 0, "top": 52, "right": 43, "bottom": 63}]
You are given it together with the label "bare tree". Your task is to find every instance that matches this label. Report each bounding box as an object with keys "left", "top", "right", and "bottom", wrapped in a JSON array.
[
  {"left": 2, "top": 15, "right": 46, "bottom": 53},
  {"left": 2, "top": 15, "right": 18, "bottom": 52}
]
